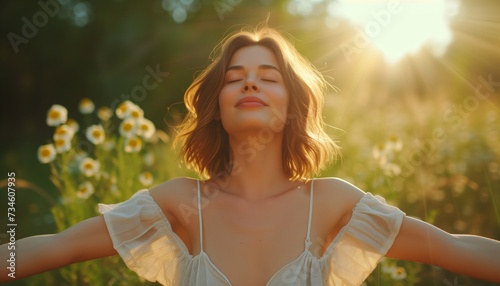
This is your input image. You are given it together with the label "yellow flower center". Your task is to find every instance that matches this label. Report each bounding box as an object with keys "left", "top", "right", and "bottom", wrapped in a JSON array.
[
  {"left": 80, "top": 98, "right": 91, "bottom": 105},
  {"left": 40, "top": 148, "right": 51, "bottom": 157},
  {"left": 395, "top": 267, "right": 405, "bottom": 275},
  {"left": 92, "top": 129, "right": 102, "bottom": 138},
  {"left": 84, "top": 162, "right": 93, "bottom": 170},
  {"left": 376, "top": 143, "right": 384, "bottom": 151},
  {"left": 118, "top": 103, "right": 128, "bottom": 113},
  {"left": 141, "top": 124, "right": 149, "bottom": 131},
  {"left": 123, "top": 123, "right": 133, "bottom": 132},
  {"left": 131, "top": 111, "right": 140, "bottom": 118},
  {"left": 55, "top": 127, "right": 67, "bottom": 135},
  {"left": 98, "top": 107, "right": 112, "bottom": 119},
  {"left": 49, "top": 110, "right": 60, "bottom": 120},
  {"left": 143, "top": 172, "right": 151, "bottom": 179},
  {"left": 55, "top": 139, "right": 65, "bottom": 147},
  {"left": 129, "top": 139, "right": 139, "bottom": 147}
]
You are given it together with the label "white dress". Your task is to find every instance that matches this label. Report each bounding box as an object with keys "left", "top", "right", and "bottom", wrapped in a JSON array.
[{"left": 99, "top": 179, "right": 405, "bottom": 285}]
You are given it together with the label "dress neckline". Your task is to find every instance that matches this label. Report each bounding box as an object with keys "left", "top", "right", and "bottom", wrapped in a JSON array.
[
  {"left": 194, "top": 179, "right": 316, "bottom": 285},
  {"left": 145, "top": 182, "right": 372, "bottom": 286}
]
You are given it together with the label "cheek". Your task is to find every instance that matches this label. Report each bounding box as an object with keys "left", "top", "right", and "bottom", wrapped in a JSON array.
[
  {"left": 218, "top": 87, "right": 235, "bottom": 124},
  {"left": 269, "top": 88, "right": 289, "bottom": 130},
  {"left": 218, "top": 87, "right": 232, "bottom": 113},
  {"left": 270, "top": 87, "right": 289, "bottom": 111}
]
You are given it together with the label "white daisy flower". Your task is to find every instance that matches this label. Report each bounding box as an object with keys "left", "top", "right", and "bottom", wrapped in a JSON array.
[
  {"left": 124, "top": 136, "right": 142, "bottom": 153},
  {"left": 381, "top": 259, "right": 396, "bottom": 274},
  {"left": 386, "top": 135, "right": 403, "bottom": 152},
  {"left": 66, "top": 118, "right": 79, "bottom": 133},
  {"left": 138, "top": 171, "right": 153, "bottom": 187},
  {"left": 72, "top": 151, "right": 88, "bottom": 166},
  {"left": 147, "top": 130, "right": 170, "bottom": 144},
  {"left": 53, "top": 124, "right": 75, "bottom": 141},
  {"left": 115, "top": 100, "right": 135, "bottom": 119},
  {"left": 97, "top": 106, "right": 113, "bottom": 121},
  {"left": 390, "top": 267, "right": 407, "bottom": 280},
  {"left": 86, "top": 124, "right": 105, "bottom": 145},
  {"left": 46, "top": 104, "right": 68, "bottom": 126},
  {"left": 78, "top": 98, "right": 95, "bottom": 114},
  {"left": 129, "top": 104, "right": 144, "bottom": 121},
  {"left": 136, "top": 118, "right": 156, "bottom": 139},
  {"left": 79, "top": 157, "right": 100, "bottom": 177},
  {"left": 119, "top": 118, "right": 137, "bottom": 138},
  {"left": 37, "top": 144, "right": 57, "bottom": 164},
  {"left": 54, "top": 137, "right": 71, "bottom": 154},
  {"left": 383, "top": 163, "right": 402, "bottom": 177},
  {"left": 76, "top": 181, "right": 94, "bottom": 199}
]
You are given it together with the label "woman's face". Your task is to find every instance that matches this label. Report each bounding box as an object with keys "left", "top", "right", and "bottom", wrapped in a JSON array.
[{"left": 218, "top": 45, "right": 288, "bottom": 137}]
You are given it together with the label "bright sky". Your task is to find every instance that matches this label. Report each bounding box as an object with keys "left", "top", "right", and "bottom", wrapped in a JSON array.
[{"left": 328, "top": 0, "right": 460, "bottom": 63}]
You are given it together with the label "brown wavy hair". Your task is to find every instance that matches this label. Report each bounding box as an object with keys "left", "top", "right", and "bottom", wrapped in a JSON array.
[{"left": 174, "top": 26, "right": 340, "bottom": 180}]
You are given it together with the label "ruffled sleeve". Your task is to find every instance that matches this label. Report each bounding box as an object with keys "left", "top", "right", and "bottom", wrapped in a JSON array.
[
  {"left": 98, "top": 189, "right": 189, "bottom": 285},
  {"left": 323, "top": 192, "right": 405, "bottom": 286}
]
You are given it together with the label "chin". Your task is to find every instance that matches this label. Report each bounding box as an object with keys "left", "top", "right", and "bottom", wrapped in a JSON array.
[{"left": 224, "top": 119, "right": 273, "bottom": 134}]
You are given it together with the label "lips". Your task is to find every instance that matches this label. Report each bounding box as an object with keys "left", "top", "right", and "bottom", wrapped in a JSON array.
[{"left": 235, "top": 96, "right": 267, "bottom": 107}]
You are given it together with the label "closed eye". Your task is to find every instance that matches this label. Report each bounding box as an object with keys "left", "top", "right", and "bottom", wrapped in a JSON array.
[
  {"left": 262, "top": 79, "right": 277, "bottom": 82},
  {"left": 227, "top": 79, "right": 243, "bottom": 83}
]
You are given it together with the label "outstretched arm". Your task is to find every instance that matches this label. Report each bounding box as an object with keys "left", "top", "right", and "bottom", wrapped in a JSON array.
[
  {"left": 386, "top": 216, "right": 500, "bottom": 282},
  {"left": 0, "top": 215, "right": 117, "bottom": 282}
]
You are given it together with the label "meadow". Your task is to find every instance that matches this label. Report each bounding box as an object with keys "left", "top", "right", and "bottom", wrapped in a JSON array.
[{"left": 11, "top": 87, "right": 499, "bottom": 285}]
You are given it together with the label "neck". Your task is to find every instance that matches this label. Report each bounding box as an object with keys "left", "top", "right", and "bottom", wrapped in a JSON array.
[{"left": 210, "top": 131, "right": 302, "bottom": 201}]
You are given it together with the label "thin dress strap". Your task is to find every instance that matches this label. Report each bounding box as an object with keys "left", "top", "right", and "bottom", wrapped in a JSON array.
[
  {"left": 197, "top": 180, "right": 204, "bottom": 252},
  {"left": 305, "top": 178, "right": 314, "bottom": 250}
]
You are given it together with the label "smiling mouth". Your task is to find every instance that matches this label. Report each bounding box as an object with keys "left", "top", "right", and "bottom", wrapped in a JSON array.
[{"left": 235, "top": 97, "right": 267, "bottom": 107}]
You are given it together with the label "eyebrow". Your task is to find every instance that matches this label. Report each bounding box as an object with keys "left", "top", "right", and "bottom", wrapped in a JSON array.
[{"left": 226, "top": 64, "right": 281, "bottom": 73}]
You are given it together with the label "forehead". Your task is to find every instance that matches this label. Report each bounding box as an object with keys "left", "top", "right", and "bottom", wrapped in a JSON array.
[{"left": 228, "top": 45, "right": 279, "bottom": 67}]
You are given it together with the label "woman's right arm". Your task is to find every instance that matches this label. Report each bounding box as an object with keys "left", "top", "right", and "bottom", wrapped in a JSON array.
[{"left": 0, "top": 215, "right": 117, "bottom": 282}]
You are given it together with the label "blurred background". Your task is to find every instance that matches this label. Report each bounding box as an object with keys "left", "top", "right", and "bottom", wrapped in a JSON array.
[{"left": 1, "top": 0, "right": 500, "bottom": 285}]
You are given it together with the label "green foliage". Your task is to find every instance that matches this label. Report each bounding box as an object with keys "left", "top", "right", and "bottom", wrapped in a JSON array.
[
  {"left": 323, "top": 96, "right": 500, "bottom": 286},
  {"left": 33, "top": 99, "right": 192, "bottom": 285}
]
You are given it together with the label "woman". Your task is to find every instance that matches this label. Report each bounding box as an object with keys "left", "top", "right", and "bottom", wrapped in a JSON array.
[{"left": 1, "top": 26, "right": 500, "bottom": 286}]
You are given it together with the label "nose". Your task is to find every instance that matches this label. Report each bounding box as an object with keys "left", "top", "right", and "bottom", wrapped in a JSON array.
[{"left": 241, "top": 80, "right": 259, "bottom": 93}]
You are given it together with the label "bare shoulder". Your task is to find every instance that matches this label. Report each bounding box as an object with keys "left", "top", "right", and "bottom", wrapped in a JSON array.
[
  {"left": 148, "top": 177, "right": 199, "bottom": 224},
  {"left": 312, "top": 177, "right": 366, "bottom": 222},
  {"left": 313, "top": 177, "right": 365, "bottom": 202}
]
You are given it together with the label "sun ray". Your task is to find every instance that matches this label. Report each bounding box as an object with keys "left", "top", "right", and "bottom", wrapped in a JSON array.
[{"left": 328, "top": 0, "right": 460, "bottom": 64}]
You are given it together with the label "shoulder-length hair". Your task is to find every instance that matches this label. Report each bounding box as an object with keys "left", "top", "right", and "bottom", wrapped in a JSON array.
[{"left": 174, "top": 26, "right": 340, "bottom": 180}]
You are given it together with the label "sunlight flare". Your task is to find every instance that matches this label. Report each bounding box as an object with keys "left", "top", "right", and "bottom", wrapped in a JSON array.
[{"left": 330, "top": 0, "right": 460, "bottom": 63}]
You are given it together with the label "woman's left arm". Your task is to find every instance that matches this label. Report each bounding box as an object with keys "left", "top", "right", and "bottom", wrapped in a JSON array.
[{"left": 386, "top": 216, "right": 500, "bottom": 282}]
